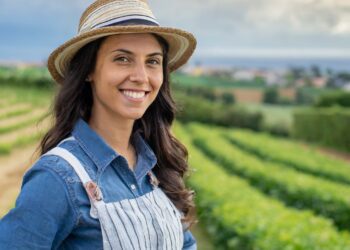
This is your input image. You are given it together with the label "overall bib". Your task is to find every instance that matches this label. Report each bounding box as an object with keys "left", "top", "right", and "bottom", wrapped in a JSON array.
[{"left": 44, "top": 138, "right": 184, "bottom": 250}]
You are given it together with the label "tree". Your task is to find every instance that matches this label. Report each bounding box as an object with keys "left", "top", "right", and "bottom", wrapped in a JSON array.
[
  {"left": 221, "top": 92, "right": 235, "bottom": 105},
  {"left": 310, "top": 65, "right": 322, "bottom": 77},
  {"left": 263, "top": 88, "right": 279, "bottom": 104}
]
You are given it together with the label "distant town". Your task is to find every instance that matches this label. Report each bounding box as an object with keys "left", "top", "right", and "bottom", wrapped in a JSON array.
[
  {"left": 1, "top": 58, "right": 350, "bottom": 92},
  {"left": 181, "top": 63, "right": 350, "bottom": 91}
]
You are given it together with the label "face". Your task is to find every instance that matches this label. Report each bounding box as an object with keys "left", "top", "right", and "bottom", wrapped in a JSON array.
[{"left": 88, "top": 33, "right": 164, "bottom": 123}]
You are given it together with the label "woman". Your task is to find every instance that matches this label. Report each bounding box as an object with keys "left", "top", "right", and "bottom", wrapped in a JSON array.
[{"left": 0, "top": 0, "right": 197, "bottom": 249}]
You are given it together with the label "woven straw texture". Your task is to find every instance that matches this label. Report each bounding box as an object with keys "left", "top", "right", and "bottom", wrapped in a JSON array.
[{"left": 47, "top": 0, "right": 196, "bottom": 84}]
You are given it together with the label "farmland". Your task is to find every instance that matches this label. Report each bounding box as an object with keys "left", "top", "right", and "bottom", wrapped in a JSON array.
[
  {"left": 175, "top": 122, "right": 350, "bottom": 249},
  {"left": 0, "top": 86, "right": 52, "bottom": 215},
  {"left": 1, "top": 82, "right": 350, "bottom": 249}
]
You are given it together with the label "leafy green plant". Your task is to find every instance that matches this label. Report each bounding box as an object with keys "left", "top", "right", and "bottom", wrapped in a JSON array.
[
  {"left": 225, "top": 128, "right": 350, "bottom": 185},
  {"left": 293, "top": 107, "right": 350, "bottom": 152},
  {"left": 174, "top": 122, "right": 350, "bottom": 250},
  {"left": 188, "top": 123, "right": 350, "bottom": 230}
]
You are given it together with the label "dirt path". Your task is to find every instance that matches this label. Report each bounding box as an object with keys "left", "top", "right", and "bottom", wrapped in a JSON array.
[
  {"left": 0, "top": 143, "right": 40, "bottom": 216},
  {"left": 300, "top": 142, "right": 350, "bottom": 164},
  {"left": 317, "top": 147, "right": 350, "bottom": 164}
]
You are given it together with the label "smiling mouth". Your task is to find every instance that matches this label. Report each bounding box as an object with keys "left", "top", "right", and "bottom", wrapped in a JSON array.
[{"left": 120, "top": 89, "right": 150, "bottom": 100}]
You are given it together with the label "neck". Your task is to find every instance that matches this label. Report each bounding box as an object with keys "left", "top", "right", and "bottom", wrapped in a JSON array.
[{"left": 88, "top": 110, "right": 135, "bottom": 155}]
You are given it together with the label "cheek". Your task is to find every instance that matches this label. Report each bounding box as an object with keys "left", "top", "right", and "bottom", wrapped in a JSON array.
[
  {"left": 153, "top": 73, "right": 164, "bottom": 90},
  {"left": 91, "top": 79, "right": 113, "bottom": 103}
]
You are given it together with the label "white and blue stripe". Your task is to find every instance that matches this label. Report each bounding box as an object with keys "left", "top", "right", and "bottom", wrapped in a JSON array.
[
  {"left": 79, "top": 0, "right": 158, "bottom": 34},
  {"left": 45, "top": 146, "right": 184, "bottom": 250}
]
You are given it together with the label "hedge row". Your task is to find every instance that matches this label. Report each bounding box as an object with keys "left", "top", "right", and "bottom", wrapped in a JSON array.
[
  {"left": 175, "top": 93, "right": 263, "bottom": 131},
  {"left": 225, "top": 128, "right": 350, "bottom": 185},
  {"left": 172, "top": 83, "right": 236, "bottom": 105},
  {"left": 0, "top": 66, "right": 54, "bottom": 89},
  {"left": 174, "top": 123, "right": 350, "bottom": 250},
  {"left": 315, "top": 91, "right": 350, "bottom": 108},
  {"left": 293, "top": 107, "right": 350, "bottom": 152},
  {"left": 187, "top": 123, "right": 350, "bottom": 230}
]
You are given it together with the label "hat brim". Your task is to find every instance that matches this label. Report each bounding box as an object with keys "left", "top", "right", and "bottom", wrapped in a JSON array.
[{"left": 47, "top": 25, "right": 196, "bottom": 84}]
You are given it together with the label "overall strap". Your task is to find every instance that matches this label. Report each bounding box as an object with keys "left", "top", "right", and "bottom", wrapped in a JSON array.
[
  {"left": 44, "top": 147, "right": 92, "bottom": 184},
  {"left": 57, "top": 136, "right": 75, "bottom": 146},
  {"left": 43, "top": 140, "right": 102, "bottom": 219}
]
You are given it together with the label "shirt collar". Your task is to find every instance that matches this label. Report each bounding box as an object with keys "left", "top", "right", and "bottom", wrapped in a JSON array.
[
  {"left": 132, "top": 130, "right": 158, "bottom": 181},
  {"left": 71, "top": 118, "right": 157, "bottom": 175}
]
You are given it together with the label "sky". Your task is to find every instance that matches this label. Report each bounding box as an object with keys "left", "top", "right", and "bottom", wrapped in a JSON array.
[{"left": 1, "top": 0, "right": 350, "bottom": 64}]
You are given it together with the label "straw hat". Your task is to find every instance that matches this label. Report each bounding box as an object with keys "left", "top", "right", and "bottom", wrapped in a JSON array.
[{"left": 47, "top": 0, "right": 197, "bottom": 84}]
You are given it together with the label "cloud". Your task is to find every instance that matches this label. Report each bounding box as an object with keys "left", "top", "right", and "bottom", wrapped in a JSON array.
[
  {"left": 197, "top": 47, "right": 350, "bottom": 58},
  {"left": 243, "top": 0, "right": 350, "bottom": 35},
  {"left": 146, "top": 0, "right": 350, "bottom": 56},
  {"left": 0, "top": 0, "right": 349, "bottom": 61}
]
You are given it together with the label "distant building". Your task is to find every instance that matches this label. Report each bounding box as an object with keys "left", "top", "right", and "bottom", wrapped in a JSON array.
[
  {"left": 311, "top": 77, "right": 328, "bottom": 88},
  {"left": 295, "top": 79, "right": 307, "bottom": 87},
  {"left": 233, "top": 69, "right": 256, "bottom": 81}
]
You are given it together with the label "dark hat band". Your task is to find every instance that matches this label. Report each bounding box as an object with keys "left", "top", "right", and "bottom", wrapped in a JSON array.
[{"left": 93, "top": 14, "right": 159, "bottom": 29}]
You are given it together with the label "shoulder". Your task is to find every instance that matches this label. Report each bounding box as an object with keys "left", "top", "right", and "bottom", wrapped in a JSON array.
[
  {"left": 30, "top": 139, "right": 87, "bottom": 180},
  {"left": 28, "top": 155, "right": 77, "bottom": 184},
  {"left": 22, "top": 139, "right": 86, "bottom": 198},
  {"left": 21, "top": 142, "right": 85, "bottom": 219}
]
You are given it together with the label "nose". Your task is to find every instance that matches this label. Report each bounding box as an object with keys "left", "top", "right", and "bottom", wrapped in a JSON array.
[{"left": 129, "top": 62, "right": 148, "bottom": 84}]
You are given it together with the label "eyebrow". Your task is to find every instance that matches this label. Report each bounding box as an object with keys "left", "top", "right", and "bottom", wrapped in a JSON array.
[{"left": 111, "top": 49, "right": 163, "bottom": 57}]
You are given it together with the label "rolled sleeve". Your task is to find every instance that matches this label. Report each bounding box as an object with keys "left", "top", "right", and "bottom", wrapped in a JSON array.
[
  {"left": 0, "top": 162, "right": 78, "bottom": 249},
  {"left": 183, "top": 229, "right": 197, "bottom": 250}
]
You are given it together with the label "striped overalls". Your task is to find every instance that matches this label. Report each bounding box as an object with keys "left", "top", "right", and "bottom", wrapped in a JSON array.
[{"left": 45, "top": 139, "right": 184, "bottom": 249}]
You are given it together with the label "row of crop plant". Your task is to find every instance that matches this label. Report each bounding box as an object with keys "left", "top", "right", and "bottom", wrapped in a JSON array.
[
  {"left": 187, "top": 123, "right": 350, "bottom": 230},
  {"left": 225, "top": 128, "right": 350, "bottom": 185},
  {"left": 174, "top": 123, "right": 350, "bottom": 249},
  {"left": 0, "top": 86, "right": 52, "bottom": 155}
]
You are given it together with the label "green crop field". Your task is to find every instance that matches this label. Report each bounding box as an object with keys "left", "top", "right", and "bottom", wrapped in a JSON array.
[
  {"left": 0, "top": 86, "right": 52, "bottom": 154},
  {"left": 0, "top": 86, "right": 53, "bottom": 215},
  {"left": 1, "top": 84, "right": 350, "bottom": 249},
  {"left": 175, "top": 122, "right": 350, "bottom": 249}
]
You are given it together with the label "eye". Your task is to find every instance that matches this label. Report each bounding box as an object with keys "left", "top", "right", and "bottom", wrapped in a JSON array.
[
  {"left": 147, "top": 58, "right": 161, "bottom": 65},
  {"left": 114, "top": 56, "right": 129, "bottom": 63}
]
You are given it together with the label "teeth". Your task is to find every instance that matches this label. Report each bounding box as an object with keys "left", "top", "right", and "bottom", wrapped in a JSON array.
[{"left": 122, "top": 90, "right": 146, "bottom": 99}]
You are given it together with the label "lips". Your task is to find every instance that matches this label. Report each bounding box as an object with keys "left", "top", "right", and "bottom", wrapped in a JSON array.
[{"left": 119, "top": 89, "right": 150, "bottom": 100}]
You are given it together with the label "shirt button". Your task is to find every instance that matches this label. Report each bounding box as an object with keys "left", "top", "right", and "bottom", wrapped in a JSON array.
[{"left": 130, "top": 184, "right": 136, "bottom": 190}]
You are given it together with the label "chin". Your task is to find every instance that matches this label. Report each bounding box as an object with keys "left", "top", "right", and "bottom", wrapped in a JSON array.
[{"left": 124, "top": 112, "right": 145, "bottom": 121}]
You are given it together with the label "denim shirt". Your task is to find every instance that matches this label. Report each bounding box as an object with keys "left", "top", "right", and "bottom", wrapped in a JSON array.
[{"left": 0, "top": 118, "right": 197, "bottom": 250}]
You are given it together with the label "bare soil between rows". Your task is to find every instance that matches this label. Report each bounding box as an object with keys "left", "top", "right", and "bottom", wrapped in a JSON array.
[{"left": 0, "top": 143, "right": 40, "bottom": 216}]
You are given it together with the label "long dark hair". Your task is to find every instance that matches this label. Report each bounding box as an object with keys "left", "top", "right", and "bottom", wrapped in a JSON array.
[{"left": 40, "top": 34, "right": 196, "bottom": 227}]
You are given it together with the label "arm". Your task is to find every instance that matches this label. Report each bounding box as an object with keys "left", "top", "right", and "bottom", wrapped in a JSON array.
[
  {"left": 0, "top": 161, "right": 78, "bottom": 249},
  {"left": 183, "top": 229, "right": 197, "bottom": 250}
]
